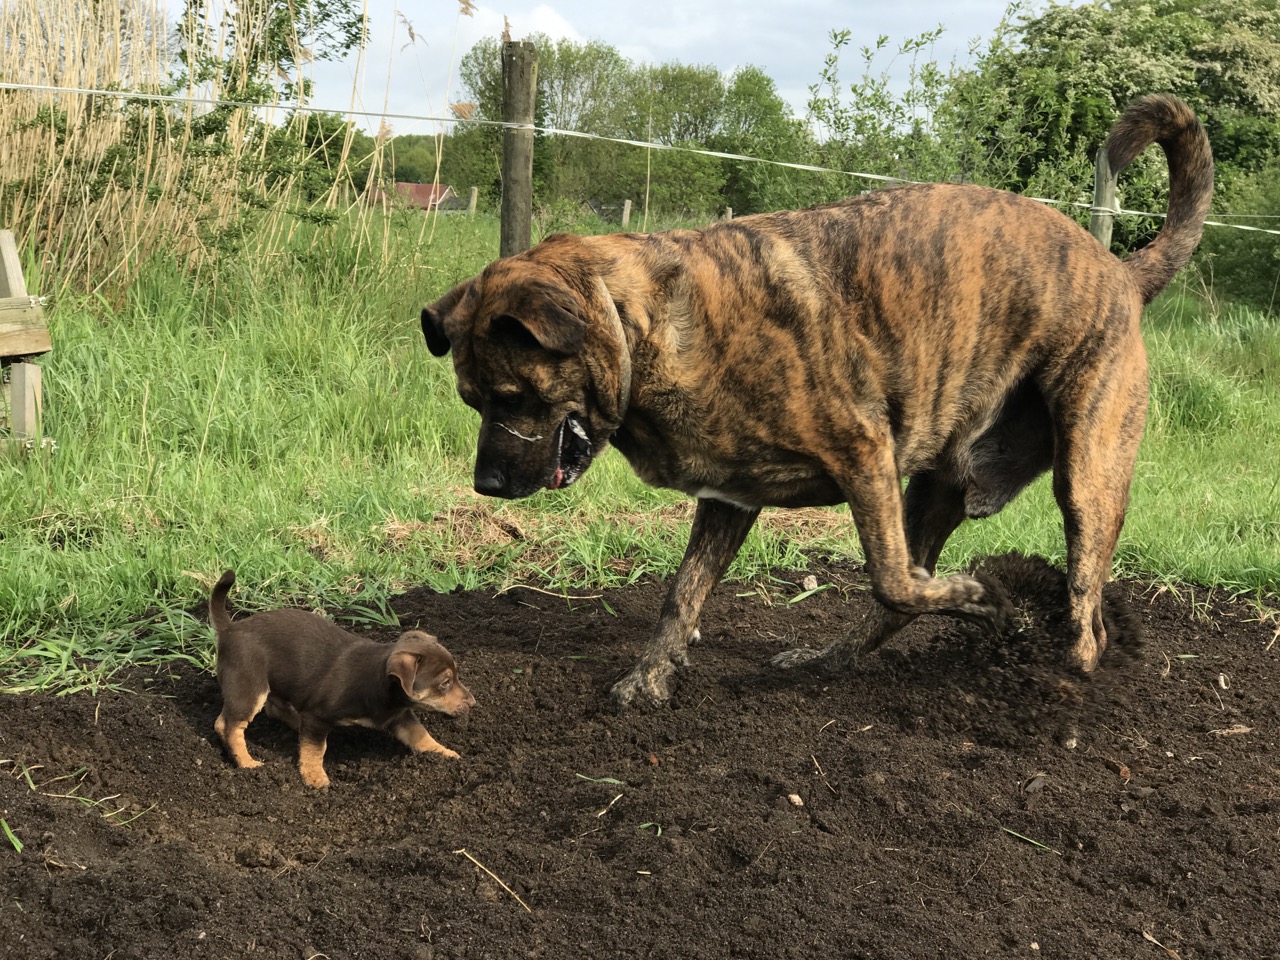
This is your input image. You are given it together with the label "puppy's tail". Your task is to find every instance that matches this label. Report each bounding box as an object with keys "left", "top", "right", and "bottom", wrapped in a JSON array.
[
  {"left": 1104, "top": 94, "right": 1213, "bottom": 305},
  {"left": 209, "top": 570, "right": 236, "bottom": 637}
]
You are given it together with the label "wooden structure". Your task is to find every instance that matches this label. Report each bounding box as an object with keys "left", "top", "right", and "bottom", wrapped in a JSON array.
[
  {"left": 500, "top": 40, "right": 538, "bottom": 257},
  {"left": 1089, "top": 148, "right": 1117, "bottom": 251},
  {"left": 0, "top": 229, "right": 48, "bottom": 443}
]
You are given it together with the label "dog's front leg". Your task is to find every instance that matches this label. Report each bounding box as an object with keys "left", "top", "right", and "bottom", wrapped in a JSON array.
[
  {"left": 836, "top": 433, "right": 1012, "bottom": 631},
  {"left": 610, "top": 498, "right": 760, "bottom": 709},
  {"left": 390, "top": 714, "right": 460, "bottom": 760},
  {"left": 297, "top": 717, "right": 333, "bottom": 789}
]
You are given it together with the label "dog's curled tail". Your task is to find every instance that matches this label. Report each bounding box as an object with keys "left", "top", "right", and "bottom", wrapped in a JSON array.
[
  {"left": 1105, "top": 94, "right": 1214, "bottom": 305},
  {"left": 209, "top": 570, "right": 236, "bottom": 637}
]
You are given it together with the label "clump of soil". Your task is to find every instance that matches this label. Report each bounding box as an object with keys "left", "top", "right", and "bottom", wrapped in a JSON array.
[
  {"left": 2, "top": 554, "right": 1277, "bottom": 960},
  {"left": 866, "top": 551, "right": 1147, "bottom": 747}
]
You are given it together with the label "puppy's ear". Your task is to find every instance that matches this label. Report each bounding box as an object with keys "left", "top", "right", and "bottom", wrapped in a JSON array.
[
  {"left": 421, "top": 280, "right": 473, "bottom": 357},
  {"left": 490, "top": 292, "right": 587, "bottom": 356},
  {"left": 387, "top": 651, "right": 420, "bottom": 697}
]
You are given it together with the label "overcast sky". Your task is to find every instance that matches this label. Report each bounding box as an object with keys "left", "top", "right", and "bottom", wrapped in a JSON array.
[{"left": 307, "top": 0, "right": 1021, "bottom": 136}]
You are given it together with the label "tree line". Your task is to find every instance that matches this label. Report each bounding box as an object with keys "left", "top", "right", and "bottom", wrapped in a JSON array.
[
  {"left": 380, "top": 0, "right": 1278, "bottom": 306},
  {"left": 10, "top": 0, "right": 1280, "bottom": 305}
]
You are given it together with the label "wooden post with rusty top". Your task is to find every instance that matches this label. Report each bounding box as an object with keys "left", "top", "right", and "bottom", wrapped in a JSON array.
[
  {"left": 0, "top": 229, "right": 49, "bottom": 444},
  {"left": 1089, "top": 147, "right": 1117, "bottom": 251},
  {"left": 500, "top": 40, "right": 538, "bottom": 258}
]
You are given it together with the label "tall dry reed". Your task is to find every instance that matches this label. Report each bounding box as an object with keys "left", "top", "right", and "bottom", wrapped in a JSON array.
[{"left": 0, "top": 0, "right": 472, "bottom": 298}]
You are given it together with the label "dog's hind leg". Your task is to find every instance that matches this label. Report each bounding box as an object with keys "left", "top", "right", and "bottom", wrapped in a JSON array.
[
  {"left": 1050, "top": 356, "right": 1148, "bottom": 672},
  {"left": 610, "top": 498, "right": 760, "bottom": 709},
  {"left": 215, "top": 689, "right": 268, "bottom": 769},
  {"left": 774, "top": 471, "right": 968, "bottom": 672}
]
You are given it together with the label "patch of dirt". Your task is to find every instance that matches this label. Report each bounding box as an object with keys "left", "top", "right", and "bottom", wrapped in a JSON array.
[{"left": 2, "top": 554, "right": 1278, "bottom": 960}]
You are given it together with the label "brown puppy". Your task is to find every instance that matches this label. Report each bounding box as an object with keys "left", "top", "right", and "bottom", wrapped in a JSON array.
[
  {"left": 421, "top": 95, "right": 1213, "bottom": 709},
  {"left": 210, "top": 570, "right": 475, "bottom": 788}
]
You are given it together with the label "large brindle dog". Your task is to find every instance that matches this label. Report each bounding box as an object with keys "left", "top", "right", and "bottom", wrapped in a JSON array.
[{"left": 422, "top": 94, "right": 1213, "bottom": 709}]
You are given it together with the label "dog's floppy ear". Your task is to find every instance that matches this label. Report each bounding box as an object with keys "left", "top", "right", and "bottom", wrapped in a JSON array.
[
  {"left": 387, "top": 651, "right": 420, "bottom": 697},
  {"left": 421, "top": 280, "right": 472, "bottom": 357},
  {"left": 490, "top": 289, "right": 587, "bottom": 356},
  {"left": 421, "top": 308, "right": 451, "bottom": 357}
]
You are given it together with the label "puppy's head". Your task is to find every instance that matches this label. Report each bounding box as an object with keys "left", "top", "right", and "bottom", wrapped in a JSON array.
[
  {"left": 387, "top": 630, "right": 476, "bottom": 716},
  {"left": 421, "top": 234, "right": 632, "bottom": 500}
]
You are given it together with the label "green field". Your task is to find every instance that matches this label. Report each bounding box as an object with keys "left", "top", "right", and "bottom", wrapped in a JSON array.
[{"left": 2, "top": 212, "right": 1278, "bottom": 693}]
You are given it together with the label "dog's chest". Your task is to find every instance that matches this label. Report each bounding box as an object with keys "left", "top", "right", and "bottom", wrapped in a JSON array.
[{"left": 611, "top": 417, "right": 842, "bottom": 509}]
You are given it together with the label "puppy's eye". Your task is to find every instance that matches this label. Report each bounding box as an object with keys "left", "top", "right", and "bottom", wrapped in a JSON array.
[
  {"left": 439, "top": 678, "right": 453, "bottom": 692},
  {"left": 494, "top": 388, "right": 523, "bottom": 407}
]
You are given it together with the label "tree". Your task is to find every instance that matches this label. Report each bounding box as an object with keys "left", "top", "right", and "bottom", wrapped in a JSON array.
[
  {"left": 713, "top": 67, "right": 817, "bottom": 214},
  {"left": 941, "top": 0, "right": 1280, "bottom": 301}
]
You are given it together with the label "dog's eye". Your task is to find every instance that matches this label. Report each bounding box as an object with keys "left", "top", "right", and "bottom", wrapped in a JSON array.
[
  {"left": 439, "top": 678, "right": 453, "bottom": 692},
  {"left": 494, "top": 389, "right": 523, "bottom": 407}
]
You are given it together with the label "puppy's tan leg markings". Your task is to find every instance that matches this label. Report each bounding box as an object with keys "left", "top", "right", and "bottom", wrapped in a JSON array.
[
  {"left": 297, "top": 719, "right": 332, "bottom": 789},
  {"left": 215, "top": 690, "right": 268, "bottom": 769},
  {"left": 390, "top": 714, "right": 460, "bottom": 760},
  {"left": 611, "top": 498, "right": 760, "bottom": 708}
]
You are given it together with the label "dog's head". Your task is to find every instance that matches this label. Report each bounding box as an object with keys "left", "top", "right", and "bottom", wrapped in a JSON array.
[
  {"left": 421, "top": 235, "right": 631, "bottom": 499},
  {"left": 387, "top": 631, "right": 476, "bottom": 717}
]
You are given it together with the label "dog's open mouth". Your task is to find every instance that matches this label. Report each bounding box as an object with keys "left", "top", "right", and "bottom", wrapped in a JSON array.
[{"left": 548, "top": 414, "right": 593, "bottom": 490}]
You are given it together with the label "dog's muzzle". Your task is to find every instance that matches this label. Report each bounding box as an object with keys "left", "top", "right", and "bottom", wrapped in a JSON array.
[
  {"left": 473, "top": 413, "right": 595, "bottom": 498},
  {"left": 548, "top": 414, "right": 592, "bottom": 490}
]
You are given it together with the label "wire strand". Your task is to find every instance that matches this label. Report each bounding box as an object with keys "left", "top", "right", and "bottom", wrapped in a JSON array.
[{"left": 3, "top": 80, "right": 1278, "bottom": 237}]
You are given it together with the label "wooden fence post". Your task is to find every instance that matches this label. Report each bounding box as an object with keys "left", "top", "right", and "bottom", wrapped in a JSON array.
[
  {"left": 500, "top": 40, "right": 538, "bottom": 257},
  {"left": 1089, "top": 147, "right": 1117, "bottom": 251},
  {"left": 468, "top": 186, "right": 479, "bottom": 217},
  {"left": 621, "top": 199, "right": 632, "bottom": 229},
  {"left": 723, "top": 207, "right": 734, "bottom": 221},
  {"left": 0, "top": 229, "right": 50, "bottom": 445},
  {"left": 9, "top": 362, "right": 41, "bottom": 439}
]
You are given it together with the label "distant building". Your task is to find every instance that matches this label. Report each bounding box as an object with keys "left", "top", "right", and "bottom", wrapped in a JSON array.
[{"left": 369, "top": 182, "right": 466, "bottom": 211}]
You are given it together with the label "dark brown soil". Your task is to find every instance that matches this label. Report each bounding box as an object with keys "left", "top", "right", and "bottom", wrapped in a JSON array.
[{"left": 2, "top": 553, "right": 1278, "bottom": 960}]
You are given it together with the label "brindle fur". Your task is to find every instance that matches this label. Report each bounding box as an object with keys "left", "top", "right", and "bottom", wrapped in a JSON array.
[{"left": 422, "top": 95, "right": 1214, "bottom": 708}]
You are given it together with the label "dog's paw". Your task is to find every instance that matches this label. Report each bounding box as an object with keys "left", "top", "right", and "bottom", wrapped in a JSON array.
[
  {"left": 770, "top": 646, "right": 823, "bottom": 669},
  {"left": 771, "top": 642, "right": 857, "bottom": 676},
  {"left": 609, "top": 659, "right": 678, "bottom": 710},
  {"left": 437, "top": 747, "right": 461, "bottom": 760},
  {"left": 951, "top": 572, "right": 1014, "bottom": 631}
]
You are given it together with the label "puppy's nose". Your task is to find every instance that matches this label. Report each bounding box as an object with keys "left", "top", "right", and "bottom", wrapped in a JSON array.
[{"left": 473, "top": 465, "right": 506, "bottom": 497}]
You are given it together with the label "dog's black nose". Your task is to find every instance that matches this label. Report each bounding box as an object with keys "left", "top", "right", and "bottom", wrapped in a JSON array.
[{"left": 473, "top": 466, "right": 507, "bottom": 497}]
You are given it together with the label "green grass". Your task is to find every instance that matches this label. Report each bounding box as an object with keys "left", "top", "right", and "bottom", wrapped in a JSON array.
[{"left": 2, "top": 215, "right": 1278, "bottom": 692}]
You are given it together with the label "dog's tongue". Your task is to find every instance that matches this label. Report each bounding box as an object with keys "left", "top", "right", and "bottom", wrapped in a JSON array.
[{"left": 550, "top": 467, "right": 564, "bottom": 490}]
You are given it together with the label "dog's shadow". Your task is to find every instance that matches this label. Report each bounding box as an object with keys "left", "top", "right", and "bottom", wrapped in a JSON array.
[{"left": 717, "top": 552, "right": 1144, "bottom": 749}]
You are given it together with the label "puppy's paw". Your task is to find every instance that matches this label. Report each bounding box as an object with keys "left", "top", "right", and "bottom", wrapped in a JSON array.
[
  {"left": 299, "top": 764, "right": 331, "bottom": 789},
  {"left": 609, "top": 658, "right": 678, "bottom": 711},
  {"left": 240, "top": 758, "right": 264, "bottom": 770},
  {"left": 437, "top": 747, "right": 461, "bottom": 760}
]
